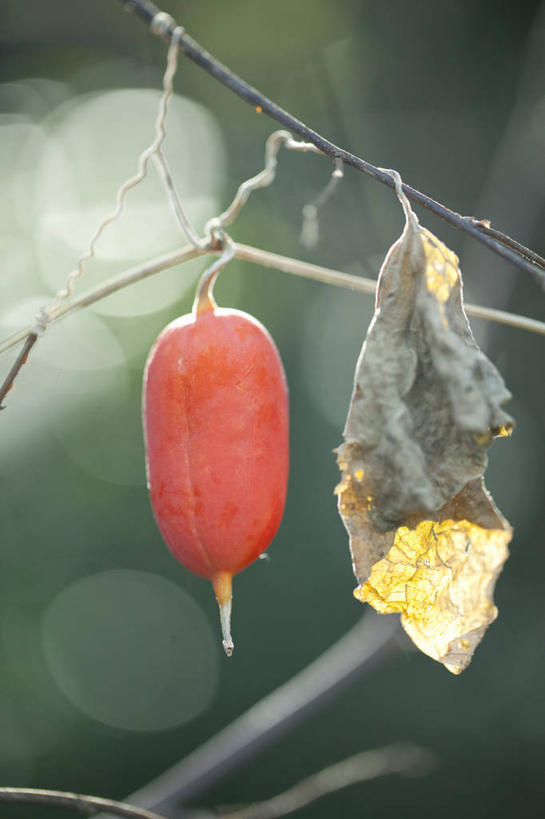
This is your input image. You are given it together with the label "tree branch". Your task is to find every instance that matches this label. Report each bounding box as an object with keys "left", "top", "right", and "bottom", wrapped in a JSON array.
[
  {"left": 118, "top": 614, "right": 400, "bottom": 814},
  {"left": 2, "top": 242, "right": 543, "bottom": 369},
  {"left": 0, "top": 788, "right": 165, "bottom": 818},
  {"left": 116, "top": 0, "right": 545, "bottom": 288},
  {"left": 219, "top": 743, "right": 433, "bottom": 819},
  {"left": 233, "top": 243, "right": 545, "bottom": 336},
  {"left": 2, "top": 238, "right": 544, "bottom": 411}
]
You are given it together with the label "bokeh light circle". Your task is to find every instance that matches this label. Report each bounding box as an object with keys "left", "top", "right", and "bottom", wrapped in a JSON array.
[{"left": 42, "top": 570, "right": 218, "bottom": 731}]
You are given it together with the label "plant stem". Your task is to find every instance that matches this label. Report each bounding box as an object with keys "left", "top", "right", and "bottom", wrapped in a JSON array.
[
  {"left": 2, "top": 243, "right": 543, "bottom": 366},
  {"left": 0, "top": 787, "right": 166, "bottom": 818}
]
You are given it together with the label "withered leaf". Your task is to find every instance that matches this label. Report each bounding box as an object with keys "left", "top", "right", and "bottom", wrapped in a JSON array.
[{"left": 336, "top": 186, "right": 513, "bottom": 674}]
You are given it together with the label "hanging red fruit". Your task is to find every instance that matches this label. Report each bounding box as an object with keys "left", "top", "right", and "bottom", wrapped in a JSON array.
[{"left": 143, "top": 251, "right": 289, "bottom": 655}]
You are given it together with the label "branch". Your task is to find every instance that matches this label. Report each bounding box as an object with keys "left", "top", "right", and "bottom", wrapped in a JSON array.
[
  {"left": 118, "top": 614, "right": 400, "bottom": 814},
  {"left": 0, "top": 333, "right": 38, "bottom": 409},
  {"left": 0, "top": 245, "right": 201, "bottom": 407},
  {"left": 0, "top": 787, "right": 166, "bottom": 818},
  {"left": 2, "top": 243, "right": 543, "bottom": 368},
  {"left": 219, "top": 743, "right": 433, "bottom": 819},
  {"left": 234, "top": 243, "right": 545, "bottom": 336},
  {"left": 116, "top": 0, "right": 545, "bottom": 288}
]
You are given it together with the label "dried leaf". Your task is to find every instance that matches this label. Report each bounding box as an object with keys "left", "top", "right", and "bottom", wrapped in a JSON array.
[{"left": 336, "top": 189, "right": 513, "bottom": 674}]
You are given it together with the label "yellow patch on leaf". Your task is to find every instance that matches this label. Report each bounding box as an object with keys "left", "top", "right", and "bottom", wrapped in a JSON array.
[
  {"left": 354, "top": 517, "right": 510, "bottom": 674},
  {"left": 421, "top": 228, "right": 459, "bottom": 303}
]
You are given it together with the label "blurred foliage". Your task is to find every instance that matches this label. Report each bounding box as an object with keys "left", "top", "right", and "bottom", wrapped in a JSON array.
[{"left": 1, "top": 0, "right": 545, "bottom": 817}]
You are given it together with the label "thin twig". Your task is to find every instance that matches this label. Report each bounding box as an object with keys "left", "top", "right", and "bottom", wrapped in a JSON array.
[
  {"left": 116, "top": 0, "right": 545, "bottom": 288},
  {"left": 153, "top": 148, "right": 207, "bottom": 249},
  {"left": 49, "top": 24, "right": 184, "bottom": 314},
  {"left": 156, "top": 127, "right": 323, "bottom": 248},
  {"left": 0, "top": 333, "right": 38, "bottom": 409},
  {"left": 2, "top": 242, "right": 544, "bottom": 367},
  {"left": 203, "top": 131, "right": 321, "bottom": 238},
  {"left": 219, "top": 743, "right": 433, "bottom": 819},
  {"left": 0, "top": 788, "right": 166, "bottom": 818},
  {"left": 233, "top": 243, "right": 545, "bottom": 336},
  {"left": 0, "top": 246, "right": 203, "bottom": 356},
  {"left": 118, "top": 614, "right": 400, "bottom": 814}
]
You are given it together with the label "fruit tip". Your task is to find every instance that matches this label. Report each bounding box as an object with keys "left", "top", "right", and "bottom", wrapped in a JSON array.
[
  {"left": 219, "top": 599, "right": 234, "bottom": 657},
  {"left": 212, "top": 571, "right": 234, "bottom": 659}
]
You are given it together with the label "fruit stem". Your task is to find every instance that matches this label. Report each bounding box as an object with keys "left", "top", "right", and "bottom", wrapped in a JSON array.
[
  {"left": 212, "top": 571, "right": 234, "bottom": 657},
  {"left": 193, "top": 236, "right": 236, "bottom": 315}
]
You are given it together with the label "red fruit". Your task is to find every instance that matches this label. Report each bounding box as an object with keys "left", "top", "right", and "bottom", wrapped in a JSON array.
[{"left": 143, "top": 270, "right": 289, "bottom": 655}]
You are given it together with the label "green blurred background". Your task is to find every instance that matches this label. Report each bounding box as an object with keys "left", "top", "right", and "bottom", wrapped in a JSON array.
[{"left": 1, "top": 0, "right": 544, "bottom": 816}]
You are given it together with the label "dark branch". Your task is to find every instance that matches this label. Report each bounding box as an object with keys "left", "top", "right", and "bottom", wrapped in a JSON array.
[
  {"left": 472, "top": 221, "right": 545, "bottom": 269},
  {"left": 0, "top": 788, "right": 166, "bottom": 818},
  {"left": 116, "top": 0, "right": 545, "bottom": 289}
]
